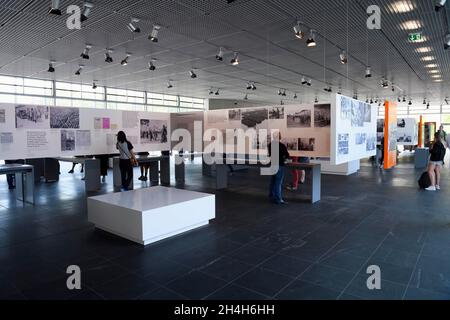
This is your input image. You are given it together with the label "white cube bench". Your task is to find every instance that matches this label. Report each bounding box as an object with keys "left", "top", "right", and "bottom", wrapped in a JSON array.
[{"left": 88, "top": 186, "right": 215, "bottom": 245}]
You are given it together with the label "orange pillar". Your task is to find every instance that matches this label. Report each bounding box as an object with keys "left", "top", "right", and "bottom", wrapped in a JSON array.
[{"left": 418, "top": 115, "right": 423, "bottom": 148}]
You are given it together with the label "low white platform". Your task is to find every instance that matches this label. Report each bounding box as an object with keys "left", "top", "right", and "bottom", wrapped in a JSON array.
[{"left": 88, "top": 186, "right": 215, "bottom": 245}]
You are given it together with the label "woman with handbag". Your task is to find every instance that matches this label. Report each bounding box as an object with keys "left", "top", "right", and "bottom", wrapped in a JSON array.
[{"left": 116, "top": 131, "right": 136, "bottom": 191}]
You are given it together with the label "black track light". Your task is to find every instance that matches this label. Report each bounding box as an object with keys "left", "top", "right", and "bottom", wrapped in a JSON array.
[
  {"left": 403, "top": 96, "right": 406, "bottom": 102},
  {"left": 365, "top": 66, "right": 372, "bottom": 78},
  {"left": 92, "top": 81, "right": 97, "bottom": 89},
  {"left": 149, "top": 25, "right": 161, "bottom": 42},
  {"left": 307, "top": 79, "right": 312, "bottom": 86},
  {"left": 148, "top": 61, "right": 156, "bottom": 71},
  {"left": 47, "top": 61, "right": 55, "bottom": 73},
  {"left": 444, "top": 33, "right": 450, "bottom": 50},
  {"left": 314, "top": 96, "right": 318, "bottom": 103},
  {"left": 370, "top": 98, "right": 374, "bottom": 104},
  {"left": 216, "top": 47, "right": 224, "bottom": 61},
  {"left": 104, "top": 49, "right": 113, "bottom": 63},
  {"left": 75, "top": 65, "right": 84, "bottom": 75},
  {"left": 48, "top": 0, "right": 61, "bottom": 15},
  {"left": 339, "top": 50, "right": 348, "bottom": 64},
  {"left": 190, "top": 70, "right": 197, "bottom": 79},
  {"left": 397, "top": 97, "right": 401, "bottom": 102},
  {"left": 306, "top": 30, "right": 316, "bottom": 47},
  {"left": 427, "top": 102, "right": 430, "bottom": 108},
  {"left": 278, "top": 89, "right": 282, "bottom": 96},
  {"left": 408, "top": 100, "right": 412, "bottom": 106},
  {"left": 127, "top": 18, "right": 141, "bottom": 33},
  {"left": 80, "top": 2, "right": 94, "bottom": 22},
  {"left": 121, "top": 53, "right": 131, "bottom": 66},
  {"left": 230, "top": 52, "right": 239, "bottom": 66},
  {"left": 435, "top": 0, "right": 447, "bottom": 11},
  {"left": 215, "top": 89, "right": 220, "bottom": 96},
  {"left": 293, "top": 21, "right": 304, "bottom": 39},
  {"left": 294, "top": 93, "right": 298, "bottom": 99},
  {"left": 246, "top": 82, "right": 252, "bottom": 90},
  {"left": 282, "top": 89, "right": 287, "bottom": 97},
  {"left": 244, "top": 94, "right": 248, "bottom": 100},
  {"left": 81, "top": 44, "right": 91, "bottom": 59},
  {"left": 301, "top": 76, "right": 307, "bottom": 85},
  {"left": 251, "top": 83, "right": 256, "bottom": 90},
  {"left": 423, "top": 98, "right": 427, "bottom": 105},
  {"left": 281, "top": 100, "right": 284, "bottom": 105},
  {"left": 167, "top": 80, "right": 173, "bottom": 89},
  {"left": 209, "top": 88, "right": 214, "bottom": 95}
]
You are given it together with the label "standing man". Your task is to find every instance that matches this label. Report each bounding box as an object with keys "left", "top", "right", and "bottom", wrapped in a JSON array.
[
  {"left": 268, "top": 132, "right": 290, "bottom": 205},
  {"left": 437, "top": 125, "right": 447, "bottom": 148}
]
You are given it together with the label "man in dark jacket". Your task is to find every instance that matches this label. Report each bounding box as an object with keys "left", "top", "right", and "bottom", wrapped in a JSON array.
[{"left": 268, "top": 132, "right": 290, "bottom": 204}]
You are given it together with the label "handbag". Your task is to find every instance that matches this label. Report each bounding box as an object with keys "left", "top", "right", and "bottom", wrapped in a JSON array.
[{"left": 118, "top": 142, "right": 139, "bottom": 167}]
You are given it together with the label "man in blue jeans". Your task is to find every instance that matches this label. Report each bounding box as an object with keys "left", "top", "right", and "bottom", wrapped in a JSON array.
[{"left": 268, "top": 132, "right": 290, "bottom": 204}]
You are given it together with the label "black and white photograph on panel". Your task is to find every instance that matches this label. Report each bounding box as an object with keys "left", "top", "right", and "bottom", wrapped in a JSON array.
[
  {"left": 388, "top": 123, "right": 397, "bottom": 151},
  {"left": 287, "top": 109, "right": 311, "bottom": 128},
  {"left": 269, "top": 107, "right": 284, "bottom": 119},
  {"left": 140, "top": 119, "right": 168, "bottom": 143},
  {"left": 241, "top": 108, "right": 268, "bottom": 128},
  {"left": 314, "top": 104, "right": 331, "bottom": 127},
  {"left": 76, "top": 130, "right": 91, "bottom": 148},
  {"left": 355, "top": 133, "right": 367, "bottom": 145},
  {"left": 0, "top": 132, "right": 13, "bottom": 144},
  {"left": 366, "top": 134, "right": 376, "bottom": 151},
  {"left": 340, "top": 96, "right": 351, "bottom": 120},
  {"left": 207, "top": 111, "right": 228, "bottom": 124},
  {"left": 364, "top": 103, "right": 372, "bottom": 123},
  {"left": 50, "top": 107, "right": 80, "bottom": 129},
  {"left": 0, "top": 109, "right": 5, "bottom": 123},
  {"left": 228, "top": 109, "right": 241, "bottom": 121},
  {"left": 351, "top": 101, "right": 364, "bottom": 127},
  {"left": 338, "top": 133, "right": 349, "bottom": 155},
  {"left": 94, "top": 117, "right": 102, "bottom": 129},
  {"left": 298, "top": 138, "right": 315, "bottom": 151},
  {"left": 15, "top": 105, "right": 49, "bottom": 129},
  {"left": 281, "top": 138, "right": 298, "bottom": 151},
  {"left": 397, "top": 118, "right": 406, "bottom": 128},
  {"left": 61, "top": 130, "right": 75, "bottom": 151},
  {"left": 377, "top": 119, "right": 384, "bottom": 132},
  {"left": 252, "top": 133, "right": 268, "bottom": 150},
  {"left": 397, "top": 134, "right": 412, "bottom": 143}
]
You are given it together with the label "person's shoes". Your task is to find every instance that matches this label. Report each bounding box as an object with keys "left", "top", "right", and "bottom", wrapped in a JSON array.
[
  {"left": 81, "top": 177, "right": 85, "bottom": 181},
  {"left": 101, "top": 176, "right": 106, "bottom": 183},
  {"left": 142, "top": 176, "right": 148, "bottom": 181},
  {"left": 68, "top": 169, "right": 74, "bottom": 174},
  {"left": 275, "top": 200, "right": 288, "bottom": 205},
  {"left": 425, "top": 186, "right": 436, "bottom": 191},
  {"left": 138, "top": 176, "right": 144, "bottom": 181},
  {"left": 436, "top": 185, "right": 441, "bottom": 190},
  {"left": 80, "top": 168, "right": 84, "bottom": 173},
  {"left": 286, "top": 186, "right": 298, "bottom": 191},
  {"left": 8, "top": 186, "right": 15, "bottom": 190}
]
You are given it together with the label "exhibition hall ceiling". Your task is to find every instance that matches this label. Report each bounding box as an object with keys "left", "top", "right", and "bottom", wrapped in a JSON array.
[{"left": 0, "top": 0, "right": 449, "bottom": 105}]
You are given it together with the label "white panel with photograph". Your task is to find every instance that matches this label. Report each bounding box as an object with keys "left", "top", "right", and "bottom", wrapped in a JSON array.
[
  {"left": 396, "top": 118, "right": 418, "bottom": 145},
  {"left": 331, "top": 94, "right": 377, "bottom": 165}
]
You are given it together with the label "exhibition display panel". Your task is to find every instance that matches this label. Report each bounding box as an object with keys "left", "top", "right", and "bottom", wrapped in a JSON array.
[{"left": 87, "top": 186, "right": 215, "bottom": 246}]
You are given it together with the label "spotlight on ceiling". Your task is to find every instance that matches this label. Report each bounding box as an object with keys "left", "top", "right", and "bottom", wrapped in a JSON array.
[
  {"left": 391, "top": 85, "right": 395, "bottom": 92},
  {"left": 189, "top": 70, "right": 197, "bottom": 79},
  {"left": 92, "top": 81, "right": 97, "bottom": 89},
  {"left": 251, "top": 82, "right": 256, "bottom": 90},
  {"left": 277, "top": 89, "right": 282, "bottom": 96},
  {"left": 80, "top": 44, "right": 92, "bottom": 59},
  {"left": 435, "top": 0, "right": 447, "bottom": 11},
  {"left": 80, "top": 2, "right": 94, "bottom": 22},
  {"left": 445, "top": 97, "right": 449, "bottom": 105},
  {"left": 120, "top": 53, "right": 131, "bottom": 66},
  {"left": 167, "top": 80, "right": 173, "bottom": 89},
  {"left": 215, "top": 89, "right": 220, "bottom": 96},
  {"left": 216, "top": 47, "right": 224, "bottom": 61},
  {"left": 47, "top": 61, "right": 55, "bottom": 73},
  {"left": 282, "top": 89, "right": 287, "bottom": 97},
  {"left": 370, "top": 98, "right": 374, "bottom": 104},
  {"left": 366, "top": 98, "right": 369, "bottom": 103},
  {"left": 148, "top": 25, "right": 161, "bottom": 42},
  {"left": 209, "top": 88, "right": 214, "bottom": 95},
  {"left": 427, "top": 102, "right": 430, "bottom": 108},
  {"left": 301, "top": 76, "right": 307, "bottom": 85},
  {"left": 75, "top": 65, "right": 84, "bottom": 75},
  {"left": 339, "top": 50, "right": 348, "bottom": 64},
  {"left": 306, "top": 30, "right": 316, "bottom": 47},
  {"left": 408, "top": 99, "right": 412, "bottom": 106},
  {"left": 294, "top": 93, "right": 298, "bottom": 99},
  {"left": 314, "top": 96, "right": 319, "bottom": 103},
  {"left": 403, "top": 96, "right": 407, "bottom": 102},
  {"left": 244, "top": 94, "right": 248, "bottom": 100},
  {"left": 307, "top": 79, "right": 312, "bottom": 86},
  {"left": 104, "top": 49, "right": 113, "bottom": 63},
  {"left": 48, "top": 0, "right": 61, "bottom": 15},
  {"left": 365, "top": 66, "right": 372, "bottom": 78},
  {"left": 324, "top": 86, "right": 332, "bottom": 92},
  {"left": 337, "top": 88, "right": 342, "bottom": 94},
  {"left": 246, "top": 82, "right": 252, "bottom": 90},
  {"left": 148, "top": 60, "right": 156, "bottom": 71},
  {"left": 381, "top": 79, "right": 389, "bottom": 89},
  {"left": 230, "top": 52, "right": 239, "bottom": 65},
  {"left": 444, "top": 33, "right": 450, "bottom": 50},
  {"left": 397, "top": 97, "right": 401, "bottom": 102},
  {"left": 127, "top": 18, "right": 141, "bottom": 33},
  {"left": 423, "top": 98, "right": 427, "bottom": 105},
  {"left": 293, "top": 21, "right": 304, "bottom": 39}
]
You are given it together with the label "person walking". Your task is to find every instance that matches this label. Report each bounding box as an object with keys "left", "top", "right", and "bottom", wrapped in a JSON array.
[
  {"left": 116, "top": 131, "right": 136, "bottom": 191},
  {"left": 287, "top": 156, "right": 309, "bottom": 191},
  {"left": 268, "top": 132, "right": 290, "bottom": 204},
  {"left": 426, "top": 132, "right": 446, "bottom": 191}
]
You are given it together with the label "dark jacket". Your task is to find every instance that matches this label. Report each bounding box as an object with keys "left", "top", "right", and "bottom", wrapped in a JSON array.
[
  {"left": 268, "top": 141, "right": 290, "bottom": 167},
  {"left": 430, "top": 141, "right": 446, "bottom": 162}
]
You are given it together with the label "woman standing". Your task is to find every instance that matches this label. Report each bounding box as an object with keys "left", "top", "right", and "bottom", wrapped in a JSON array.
[
  {"left": 426, "top": 132, "right": 446, "bottom": 191},
  {"left": 116, "top": 131, "right": 135, "bottom": 191}
]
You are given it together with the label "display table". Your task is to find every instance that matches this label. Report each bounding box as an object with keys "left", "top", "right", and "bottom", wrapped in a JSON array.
[
  {"left": 112, "top": 154, "right": 170, "bottom": 189},
  {"left": 57, "top": 157, "right": 101, "bottom": 191},
  {"left": 214, "top": 157, "right": 321, "bottom": 204},
  {"left": 414, "top": 148, "right": 429, "bottom": 169},
  {"left": 310, "top": 159, "right": 360, "bottom": 176},
  {"left": 88, "top": 186, "right": 215, "bottom": 245},
  {"left": 0, "top": 164, "right": 35, "bottom": 204}
]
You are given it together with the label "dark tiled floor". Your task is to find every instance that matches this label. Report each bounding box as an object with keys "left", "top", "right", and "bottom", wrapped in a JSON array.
[{"left": 1, "top": 156, "right": 450, "bottom": 300}]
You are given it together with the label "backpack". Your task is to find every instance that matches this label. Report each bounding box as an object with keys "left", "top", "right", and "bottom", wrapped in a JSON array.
[{"left": 418, "top": 172, "right": 431, "bottom": 189}]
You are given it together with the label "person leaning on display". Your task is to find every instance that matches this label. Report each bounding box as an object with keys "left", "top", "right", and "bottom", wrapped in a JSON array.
[{"left": 268, "top": 132, "right": 290, "bottom": 205}]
